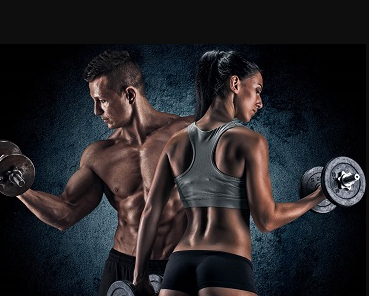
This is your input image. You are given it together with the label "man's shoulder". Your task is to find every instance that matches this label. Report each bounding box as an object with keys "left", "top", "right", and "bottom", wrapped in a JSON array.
[
  {"left": 171, "top": 114, "right": 195, "bottom": 127},
  {"left": 80, "top": 139, "right": 115, "bottom": 163},
  {"left": 164, "top": 115, "right": 193, "bottom": 136},
  {"left": 84, "top": 139, "right": 113, "bottom": 153},
  {"left": 180, "top": 114, "right": 195, "bottom": 122}
]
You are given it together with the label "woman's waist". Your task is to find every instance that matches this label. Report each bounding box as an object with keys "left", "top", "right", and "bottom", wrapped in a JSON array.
[{"left": 175, "top": 231, "right": 252, "bottom": 259}]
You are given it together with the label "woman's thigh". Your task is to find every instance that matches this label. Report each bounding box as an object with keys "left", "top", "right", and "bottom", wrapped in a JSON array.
[
  {"left": 199, "top": 287, "right": 258, "bottom": 296},
  {"left": 160, "top": 288, "right": 193, "bottom": 296}
]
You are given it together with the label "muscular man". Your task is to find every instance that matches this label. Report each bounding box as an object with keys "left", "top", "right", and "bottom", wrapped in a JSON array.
[{"left": 17, "top": 50, "right": 194, "bottom": 296}]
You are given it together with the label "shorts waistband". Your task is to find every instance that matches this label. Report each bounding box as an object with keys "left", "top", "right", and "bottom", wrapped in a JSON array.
[
  {"left": 172, "top": 249, "right": 253, "bottom": 269},
  {"left": 109, "top": 248, "right": 169, "bottom": 265},
  {"left": 109, "top": 248, "right": 136, "bottom": 264}
]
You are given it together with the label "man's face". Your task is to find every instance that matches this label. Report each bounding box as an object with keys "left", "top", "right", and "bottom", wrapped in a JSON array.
[{"left": 89, "top": 76, "right": 131, "bottom": 129}]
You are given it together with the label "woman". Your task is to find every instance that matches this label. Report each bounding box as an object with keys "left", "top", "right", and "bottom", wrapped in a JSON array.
[{"left": 133, "top": 50, "right": 326, "bottom": 296}]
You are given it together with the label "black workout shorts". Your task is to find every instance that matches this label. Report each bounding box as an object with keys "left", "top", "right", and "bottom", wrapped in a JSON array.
[{"left": 161, "top": 249, "right": 257, "bottom": 295}]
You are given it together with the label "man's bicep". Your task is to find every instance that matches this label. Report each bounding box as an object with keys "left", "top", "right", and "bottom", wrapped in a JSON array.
[{"left": 62, "top": 166, "right": 103, "bottom": 210}]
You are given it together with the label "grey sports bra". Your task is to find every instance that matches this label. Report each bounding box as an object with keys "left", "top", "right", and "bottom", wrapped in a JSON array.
[{"left": 174, "top": 121, "right": 249, "bottom": 209}]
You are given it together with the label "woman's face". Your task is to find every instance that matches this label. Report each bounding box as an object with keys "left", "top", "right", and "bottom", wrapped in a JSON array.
[{"left": 234, "top": 72, "right": 263, "bottom": 123}]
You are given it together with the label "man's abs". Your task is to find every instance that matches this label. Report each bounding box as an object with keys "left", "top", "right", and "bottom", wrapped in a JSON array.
[{"left": 112, "top": 190, "right": 186, "bottom": 260}]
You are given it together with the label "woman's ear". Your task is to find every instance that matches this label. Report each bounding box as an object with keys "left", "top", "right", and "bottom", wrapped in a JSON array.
[{"left": 230, "top": 75, "right": 239, "bottom": 93}]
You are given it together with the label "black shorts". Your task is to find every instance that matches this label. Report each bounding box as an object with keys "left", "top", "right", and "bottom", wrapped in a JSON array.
[
  {"left": 161, "top": 250, "right": 257, "bottom": 295},
  {"left": 98, "top": 248, "right": 168, "bottom": 296}
]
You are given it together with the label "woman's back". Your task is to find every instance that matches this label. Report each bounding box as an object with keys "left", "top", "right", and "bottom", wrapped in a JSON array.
[{"left": 166, "top": 120, "right": 263, "bottom": 260}]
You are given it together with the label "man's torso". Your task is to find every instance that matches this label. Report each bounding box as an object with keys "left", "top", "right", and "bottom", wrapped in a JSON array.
[{"left": 90, "top": 115, "right": 193, "bottom": 259}]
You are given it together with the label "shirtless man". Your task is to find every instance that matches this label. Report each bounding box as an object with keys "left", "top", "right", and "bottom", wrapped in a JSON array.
[{"left": 17, "top": 50, "right": 194, "bottom": 296}]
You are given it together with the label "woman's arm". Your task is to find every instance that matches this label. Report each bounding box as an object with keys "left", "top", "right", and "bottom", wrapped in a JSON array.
[
  {"left": 133, "top": 144, "right": 176, "bottom": 295},
  {"left": 246, "top": 134, "right": 326, "bottom": 233}
]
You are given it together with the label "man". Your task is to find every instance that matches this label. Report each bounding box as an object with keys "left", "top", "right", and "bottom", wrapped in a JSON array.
[{"left": 17, "top": 50, "right": 194, "bottom": 296}]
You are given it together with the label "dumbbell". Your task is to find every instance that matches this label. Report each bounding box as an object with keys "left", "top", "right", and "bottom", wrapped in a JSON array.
[
  {"left": 107, "top": 274, "right": 163, "bottom": 296},
  {"left": 299, "top": 156, "right": 366, "bottom": 213},
  {"left": 0, "top": 139, "right": 35, "bottom": 196}
]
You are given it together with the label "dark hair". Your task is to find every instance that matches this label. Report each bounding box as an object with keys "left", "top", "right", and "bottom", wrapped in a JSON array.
[
  {"left": 83, "top": 50, "right": 144, "bottom": 95},
  {"left": 195, "top": 50, "right": 261, "bottom": 120}
]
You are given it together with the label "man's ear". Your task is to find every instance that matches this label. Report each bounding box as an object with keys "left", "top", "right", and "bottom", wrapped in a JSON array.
[{"left": 125, "top": 87, "right": 136, "bottom": 104}]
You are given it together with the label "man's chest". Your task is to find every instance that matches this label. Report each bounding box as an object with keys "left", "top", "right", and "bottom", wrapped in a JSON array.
[{"left": 93, "top": 141, "right": 167, "bottom": 197}]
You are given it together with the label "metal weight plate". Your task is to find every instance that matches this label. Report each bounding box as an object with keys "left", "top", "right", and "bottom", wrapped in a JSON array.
[
  {"left": 149, "top": 274, "right": 163, "bottom": 295},
  {"left": 322, "top": 156, "right": 366, "bottom": 207},
  {"left": 107, "top": 280, "right": 136, "bottom": 296},
  {"left": 299, "top": 166, "right": 337, "bottom": 213},
  {"left": 0, "top": 139, "right": 22, "bottom": 158},
  {"left": 0, "top": 154, "right": 35, "bottom": 196}
]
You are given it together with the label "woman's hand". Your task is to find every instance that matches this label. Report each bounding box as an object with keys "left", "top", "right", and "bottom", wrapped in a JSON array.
[{"left": 134, "top": 277, "right": 157, "bottom": 296}]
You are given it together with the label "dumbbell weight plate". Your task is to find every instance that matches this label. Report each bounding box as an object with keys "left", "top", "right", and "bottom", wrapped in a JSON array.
[
  {"left": 0, "top": 139, "right": 22, "bottom": 157},
  {"left": 299, "top": 166, "right": 337, "bottom": 213},
  {"left": 107, "top": 280, "right": 136, "bottom": 296},
  {"left": 322, "top": 156, "right": 366, "bottom": 207},
  {"left": 106, "top": 274, "right": 163, "bottom": 296},
  {"left": 0, "top": 154, "right": 35, "bottom": 196}
]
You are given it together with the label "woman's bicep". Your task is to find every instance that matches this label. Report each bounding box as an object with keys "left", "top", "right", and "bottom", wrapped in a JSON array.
[{"left": 245, "top": 135, "right": 275, "bottom": 231}]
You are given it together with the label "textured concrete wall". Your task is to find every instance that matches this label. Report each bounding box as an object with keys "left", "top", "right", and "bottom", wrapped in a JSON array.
[{"left": 0, "top": 44, "right": 365, "bottom": 296}]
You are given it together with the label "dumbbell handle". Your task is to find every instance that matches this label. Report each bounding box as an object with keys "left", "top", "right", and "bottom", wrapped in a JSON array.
[
  {"left": 7, "top": 168, "right": 26, "bottom": 187},
  {"left": 338, "top": 171, "right": 360, "bottom": 190}
]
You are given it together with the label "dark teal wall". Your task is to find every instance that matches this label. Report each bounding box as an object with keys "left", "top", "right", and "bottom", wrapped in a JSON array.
[{"left": 0, "top": 44, "right": 366, "bottom": 296}]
